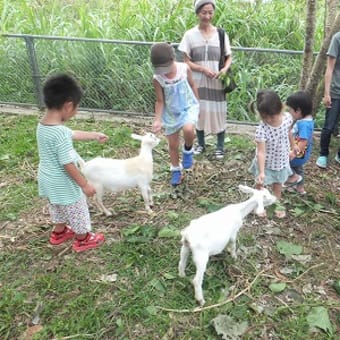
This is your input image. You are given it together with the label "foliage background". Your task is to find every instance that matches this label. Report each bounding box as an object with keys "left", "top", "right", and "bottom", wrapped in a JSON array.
[{"left": 0, "top": 0, "right": 330, "bottom": 126}]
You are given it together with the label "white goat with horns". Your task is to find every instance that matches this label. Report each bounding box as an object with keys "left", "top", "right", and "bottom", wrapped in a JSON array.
[
  {"left": 78, "top": 133, "right": 160, "bottom": 216},
  {"left": 178, "top": 185, "right": 276, "bottom": 306}
]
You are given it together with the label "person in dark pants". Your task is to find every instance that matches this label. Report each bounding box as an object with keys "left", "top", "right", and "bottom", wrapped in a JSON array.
[{"left": 316, "top": 31, "right": 340, "bottom": 168}]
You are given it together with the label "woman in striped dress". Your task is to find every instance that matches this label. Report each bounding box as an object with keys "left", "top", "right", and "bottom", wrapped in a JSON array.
[{"left": 178, "top": 0, "right": 232, "bottom": 159}]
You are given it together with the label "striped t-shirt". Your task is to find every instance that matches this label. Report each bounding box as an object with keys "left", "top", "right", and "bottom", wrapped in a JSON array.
[
  {"left": 36, "top": 123, "right": 82, "bottom": 205},
  {"left": 178, "top": 26, "right": 232, "bottom": 134}
]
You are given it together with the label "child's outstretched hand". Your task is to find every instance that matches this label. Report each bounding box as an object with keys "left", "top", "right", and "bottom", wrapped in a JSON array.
[
  {"left": 256, "top": 173, "right": 265, "bottom": 187},
  {"left": 95, "top": 132, "right": 108, "bottom": 144},
  {"left": 94, "top": 132, "right": 109, "bottom": 143}
]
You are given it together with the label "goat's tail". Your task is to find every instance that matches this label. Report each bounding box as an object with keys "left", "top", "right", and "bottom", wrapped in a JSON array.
[{"left": 77, "top": 155, "right": 86, "bottom": 171}]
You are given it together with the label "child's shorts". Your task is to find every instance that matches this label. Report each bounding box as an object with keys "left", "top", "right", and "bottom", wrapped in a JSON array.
[
  {"left": 249, "top": 158, "right": 292, "bottom": 185},
  {"left": 49, "top": 196, "right": 91, "bottom": 234}
]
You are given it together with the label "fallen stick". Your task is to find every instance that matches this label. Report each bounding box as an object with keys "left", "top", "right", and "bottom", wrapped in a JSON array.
[{"left": 156, "top": 270, "right": 265, "bottom": 313}]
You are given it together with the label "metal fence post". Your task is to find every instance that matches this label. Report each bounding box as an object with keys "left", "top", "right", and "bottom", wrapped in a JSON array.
[{"left": 24, "top": 36, "right": 44, "bottom": 109}]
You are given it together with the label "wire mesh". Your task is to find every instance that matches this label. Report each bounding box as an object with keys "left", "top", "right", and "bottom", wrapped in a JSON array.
[{"left": 0, "top": 34, "right": 304, "bottom": 121}]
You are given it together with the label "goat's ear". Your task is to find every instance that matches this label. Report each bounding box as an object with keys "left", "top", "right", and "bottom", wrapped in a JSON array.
[
  {"left": 238, "top": 185, "right": 255, "bottom": 194},
  {"left": 131, "top": 133, "right": 142, "bottom": 141}
]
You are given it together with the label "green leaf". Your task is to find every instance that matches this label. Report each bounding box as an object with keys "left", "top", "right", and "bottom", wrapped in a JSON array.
[
  {"left": 312, "top": 203, "right": 323, "bottom": 212},
  {"left": 163, "top": 273, "right": 176, "bottom": 280},
  {"left": 166, "top": 211, "right": 179, "bottom": 220},
  {"left": 0, "top": 154, "right": 10, "bottom": 161},
  {"left": 211, "top": 314, "right": 248, "bottom": 339},
  {"left": 333, "top": 280, "right": 340, "bottom": 295},
  {"left": 158, "top": 227, "right": 180, "bottom": 238},
  {"left": 146, "top": 306, "right": 158, "bottom": 316},
  {"left": 148, "top": 278, "right": 165, "bottom": 294},
  {"left": 5, "top": 213, "right": 17, "bottom": 221},
  {"left": 307, "top": 307, "right": 333, "bottom": 335},
  {"left": 291, "top": 207, "right": 305, "bottom": 217},
  {"left": 269, "top": 282, "right": 287, "bottom": 293},
  {"left": 122, "top": 224, "right": 140, "bottom": 236},
  {"left": 276, "top": 240, "right": 303, "bottom": 257}
]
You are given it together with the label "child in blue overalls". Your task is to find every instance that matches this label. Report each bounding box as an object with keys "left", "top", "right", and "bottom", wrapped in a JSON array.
[{"left": 151, "top": 43, "right": 199, "bottom": 186}]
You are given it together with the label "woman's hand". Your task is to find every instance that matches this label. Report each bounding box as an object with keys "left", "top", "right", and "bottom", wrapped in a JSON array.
[{"left": 201, "top": 66, "right": 217, "bottom": 78}]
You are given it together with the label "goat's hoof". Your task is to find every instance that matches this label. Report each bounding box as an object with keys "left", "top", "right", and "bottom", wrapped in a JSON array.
[
  {"left": 256, "top": 211, "right": 267, "bottom": 218},
  {"left": 178, "top": 271, "right": 186, "bottom": 277},
  {"left": 104, "top": 212, "right": 113, "bottom": 217},
  {"left": 197, "top": 299, "right": 205, "bottom": 307}
]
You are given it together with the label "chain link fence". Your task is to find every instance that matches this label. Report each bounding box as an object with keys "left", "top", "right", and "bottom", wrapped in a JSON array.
[{"left": 1, "top": 34, "right": 304, "bottom": 120}]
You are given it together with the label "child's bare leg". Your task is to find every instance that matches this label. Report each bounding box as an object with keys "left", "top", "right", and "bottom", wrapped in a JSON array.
[
  {"left": 295, "top": 183, "right": 306, "bottom": 194},
  {"left": 53, "top": 223, "right": 67, "bottom": 233},
  {"left": 182, "top": 123, "right": 195, "bottom": 148},
  {"left": 272, "top": 183, "right": 282, "bottom": 199},
  {"left": 272, "top": 183, "right": 286, "bottom": 218},
  {"left": 286, "top": 173, "right": 300, "bottom": 183},
  {"left": 167, "top": 132, "right": 180, "bottom": 167}
]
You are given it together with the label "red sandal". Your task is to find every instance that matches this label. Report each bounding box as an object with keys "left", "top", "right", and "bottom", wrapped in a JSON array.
[
  {"left": 49, "top": 226, "right": 75, "bottom": 245},
  {"left": 72, "top": 232, "right": 105, "bottom": 253}
]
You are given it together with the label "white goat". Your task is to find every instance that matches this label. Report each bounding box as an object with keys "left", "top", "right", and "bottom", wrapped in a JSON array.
[
  {"left": 178, "top": 185, "right": 276, "bottom": 306},
  {"left": 78, "top": 133, "right": 160, "bottom": 216}
]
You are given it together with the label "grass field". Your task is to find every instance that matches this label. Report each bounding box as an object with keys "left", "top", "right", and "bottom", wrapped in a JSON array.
[{"left": 0, "top": 111, "right": 339, "bottom": 339}]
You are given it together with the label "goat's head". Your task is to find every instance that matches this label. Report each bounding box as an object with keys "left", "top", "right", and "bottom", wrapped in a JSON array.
[
  {"left": 131, "top": 133, "right": 160, "bottom": 149},
  {"left": 238, "top": 185, "right": 276, "bottom": 215}
]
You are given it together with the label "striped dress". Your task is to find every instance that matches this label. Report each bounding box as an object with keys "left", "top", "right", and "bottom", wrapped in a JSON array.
[
  {"left": 178, "top": 26, "right": 232, "bottom": 134},
  {"left": 36, "top": 124, "right": 82, "bottom": 205}
]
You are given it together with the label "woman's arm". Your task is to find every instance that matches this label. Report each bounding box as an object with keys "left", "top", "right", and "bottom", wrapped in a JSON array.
[
  {"left": 220, "top": 54, "right": 232, "bottom": 74},
  {"left": 183, "top": 54, "right": 216, "bottom": 79},
  {"left": 187, "top": 67, "right": 199, "bottom": 100}
]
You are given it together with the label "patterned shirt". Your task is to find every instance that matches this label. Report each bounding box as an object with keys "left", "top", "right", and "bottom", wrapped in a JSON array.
[
  {"left": 37, "top": 124, "right": 82, "bottom": 205},
  {"left": 255, "top": 112, "right": 293, "bottom": 171}
]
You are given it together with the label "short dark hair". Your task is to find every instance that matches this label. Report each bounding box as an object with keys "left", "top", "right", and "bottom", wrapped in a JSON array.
[
  {"left": 43, "top": 73, "right": 83, "bottom": 109},
  {"left": 250, "top": 89, "right": 283, "bottom": 118},
  {"left": 286, "top": 91, "right": 313, "bottom": 117}
]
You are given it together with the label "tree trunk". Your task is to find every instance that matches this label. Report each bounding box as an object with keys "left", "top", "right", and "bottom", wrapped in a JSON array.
[
  {"left": 305, "top": 13, "right": 340, "bottom": 115},
  {"left": 325, "top": 0, "right": 338, "bottom": 37},
  {"left": 300, "top": 0, "right": 317, "bottom": 90}
]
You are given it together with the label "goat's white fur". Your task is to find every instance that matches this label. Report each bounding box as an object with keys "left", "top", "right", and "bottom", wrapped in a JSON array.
[
  {"left": 78, "top": 133, "right": 160, "bottom": 216},
  {"left": 178, "top": 185, "right": 276, "bottom": 306}
]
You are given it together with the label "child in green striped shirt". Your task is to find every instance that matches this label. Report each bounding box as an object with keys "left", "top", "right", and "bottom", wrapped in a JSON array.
[{"left": 37, "top": 73, "right": 107, "bottom": 252}]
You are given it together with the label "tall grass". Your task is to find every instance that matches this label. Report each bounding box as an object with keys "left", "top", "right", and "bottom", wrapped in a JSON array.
[
  {"left": 0, "top": 0, "right": 326, "bottom": 48},
  {"left": 0, "top": 0, "right": 328, "bottom": 126}
]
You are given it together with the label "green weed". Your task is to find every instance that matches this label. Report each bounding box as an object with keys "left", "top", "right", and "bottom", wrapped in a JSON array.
[{"left": 0, "top": 114, "right": 339, "bottom": 339}]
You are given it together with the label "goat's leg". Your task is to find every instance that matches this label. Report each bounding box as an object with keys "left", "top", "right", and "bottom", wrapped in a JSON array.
[
  {"left": 140, "top": 185, "right": 153, "bottom": 213},
  {"left": 147, "top": 186, "right": 153, "bottom": 207},
  {"left": 178, "top": 242, "right": 190, "bottom": 277},
  {"left": 92, "top": 187, "right": 112, "bottom": 216},
  {"left": 192, "top": 251, "right": 209, "bottom": 306},
  {"left": 227, "top": 233, "right": 238, "bottom": 259}
]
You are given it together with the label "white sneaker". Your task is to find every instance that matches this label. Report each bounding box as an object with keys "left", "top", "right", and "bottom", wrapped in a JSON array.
[{"left": 193, "top": 145, "right": 205, "bottom": 155}]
